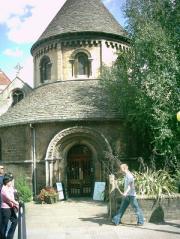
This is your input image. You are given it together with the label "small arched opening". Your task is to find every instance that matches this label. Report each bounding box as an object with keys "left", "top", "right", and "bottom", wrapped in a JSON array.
[
  {"left": 12, "top": 89, "right": 24, "bottom": 106},
  {"left": 39, "top": 55, "right": 52, "bottom": 83}
]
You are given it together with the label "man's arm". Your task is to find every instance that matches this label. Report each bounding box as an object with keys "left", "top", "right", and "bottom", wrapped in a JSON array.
[{"left": 123, "top": 184, "right": 131, "bottom": 196}]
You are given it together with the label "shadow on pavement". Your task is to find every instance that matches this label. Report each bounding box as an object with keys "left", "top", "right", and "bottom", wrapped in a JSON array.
[
  {"left": 79, "top": 213, "right": 110, "bottom": 226},
  {"left": 162, "top": 221, "right": 180, "bottom": 229},
  {"left": 79, "top": 215, "right": 180, "bottom": 236}
]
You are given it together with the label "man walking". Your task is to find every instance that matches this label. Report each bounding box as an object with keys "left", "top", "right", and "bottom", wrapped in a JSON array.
[{"left": 112, "top": 163, "right": 144, "bottom": 226}]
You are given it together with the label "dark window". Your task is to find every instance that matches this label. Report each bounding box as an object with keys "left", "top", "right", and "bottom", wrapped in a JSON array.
[
  {"left": 75, "top": 53, "right": 89, "bottom": 76},
  {"left": 12, "top": 89, "right": 24, "bottom": 106},
  {"left": 40, "top": 56, "right": 52, "bottom": 83}
]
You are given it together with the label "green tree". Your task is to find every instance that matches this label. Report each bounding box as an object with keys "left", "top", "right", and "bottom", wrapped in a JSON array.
[{"left": 102, "top": 0, "right": 180, "bottom": 169}]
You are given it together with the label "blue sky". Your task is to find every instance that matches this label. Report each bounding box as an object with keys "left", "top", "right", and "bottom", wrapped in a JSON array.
[{"left": 0, "top": 0, "right": 126, "bottom": 87}]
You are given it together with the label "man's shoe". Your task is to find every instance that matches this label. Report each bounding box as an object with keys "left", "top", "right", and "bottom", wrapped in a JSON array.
[
  {"left": 137, "top": 223, "right": 144, "bottom": 226},
  {"left": 111, "top": 219, "right": 119, "bottom": 226}
]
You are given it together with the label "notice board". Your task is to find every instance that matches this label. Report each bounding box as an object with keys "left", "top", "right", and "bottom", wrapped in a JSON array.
[
  {"left": 56, "top": 182, "right": 64, "bottom": 200},
  {"left": 93, "top": 182, "right": 106, "bottom": 201}
]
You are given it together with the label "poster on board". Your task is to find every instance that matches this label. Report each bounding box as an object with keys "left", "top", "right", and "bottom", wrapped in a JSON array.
[
  {"left": 93, "top": 182, "right": 106, "bottom": 201},
  {"left": 56, "top": 182, "right": 64, "bottom": 200}
]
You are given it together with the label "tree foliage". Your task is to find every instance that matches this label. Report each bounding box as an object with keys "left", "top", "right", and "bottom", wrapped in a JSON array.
[{"left": 102, "top": 0, "right": 180, "bottom": 168}]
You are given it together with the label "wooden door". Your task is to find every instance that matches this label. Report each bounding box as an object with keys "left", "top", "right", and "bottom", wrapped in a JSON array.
[{"left": 67, "top": 145, "right": 93, "bottom": 197}]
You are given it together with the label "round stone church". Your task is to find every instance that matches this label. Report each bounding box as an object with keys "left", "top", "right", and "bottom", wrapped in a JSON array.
[{"left": 0, "top": 0, "right": 131, "bottom": 197}]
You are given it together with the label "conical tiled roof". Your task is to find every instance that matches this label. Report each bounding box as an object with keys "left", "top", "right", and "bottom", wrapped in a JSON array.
[{"left": 33, "top": 0, "right": 127, "bottom": 48}]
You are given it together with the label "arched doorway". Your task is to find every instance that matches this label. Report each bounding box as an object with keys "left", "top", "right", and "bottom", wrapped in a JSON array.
[
  {"left": 67, "top": 144, "right": 93, "bottom": 197},
  {"left": 45, "top": 127, "right": 112, "bottom": 190}
]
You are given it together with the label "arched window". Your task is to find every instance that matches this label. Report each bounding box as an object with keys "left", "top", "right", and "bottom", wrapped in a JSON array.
[
  {"left": 76, "top": 53, "right": 89, "bottom": 76},
  {"left": 12, "top": 89, "right": 24, "bottom": 106},
  {"left": 40, "top": 56, "right": 52, "bottom": 83},
  {"left": 70, "top": 51, "right": 92, "bottom": 78}
]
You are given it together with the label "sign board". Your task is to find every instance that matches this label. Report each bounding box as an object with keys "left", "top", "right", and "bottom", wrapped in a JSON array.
[
  {"left": 93, "top": 182, "right": 106, "bottom": 201},
  {"left": 56, "top": 182, "right": 64, "bottom": 200}
]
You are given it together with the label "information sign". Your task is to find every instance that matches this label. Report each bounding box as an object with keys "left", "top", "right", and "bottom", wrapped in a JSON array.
[{"left": 93, "top": 182, "right": 106, "bottom": 201}]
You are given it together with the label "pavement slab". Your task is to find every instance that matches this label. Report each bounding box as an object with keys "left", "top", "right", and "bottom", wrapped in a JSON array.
[{"left": 15, "top": 199, "right": 180, "bottom": 239}]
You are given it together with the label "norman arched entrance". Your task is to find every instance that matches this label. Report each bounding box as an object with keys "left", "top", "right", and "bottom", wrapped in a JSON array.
[
  {"left": 45, "top": 127, "right": 112, "bottom": 198},
  {"left": 67, "top": 144, "right": 93, "bottom": 197}
]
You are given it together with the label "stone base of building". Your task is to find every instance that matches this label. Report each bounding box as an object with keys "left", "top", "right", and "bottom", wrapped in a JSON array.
[{"left": 110, "top": 194, "right": 180, "bottom": 223}]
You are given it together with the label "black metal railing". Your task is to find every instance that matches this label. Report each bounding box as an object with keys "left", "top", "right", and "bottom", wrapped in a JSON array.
[{"left": 17, "top": 202, "right": 26, "bottom": 239}]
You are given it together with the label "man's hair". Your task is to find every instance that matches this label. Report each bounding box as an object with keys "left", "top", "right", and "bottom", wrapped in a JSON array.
[
  {"left": 120, "top": 164, "right": 128, "bottom": 170},
  {"left": 4, "top": 172, "right": 13, "bottom": 180}
]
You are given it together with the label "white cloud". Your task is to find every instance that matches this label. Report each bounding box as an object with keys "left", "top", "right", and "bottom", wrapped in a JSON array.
[
  {"left": 0, "top": 0, "right": 29, "bottom": 23},
  {"left": 1, "top": 0, "right": 66, "bottom": 44},
  {"left": 3, "top": 48, "right": 23, "bottom": 57}
]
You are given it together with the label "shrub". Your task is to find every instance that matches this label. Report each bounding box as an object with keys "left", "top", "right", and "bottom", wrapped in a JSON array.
[
  {"left": 174, "top": 169, "right": 180, "bottom": 193},
  {"left": 133, "top": 169, "right": 176, "bottom": 198},
  {"left": 117, "top": 168, "right": 176, "bottom": 198},
  {"left": 15, "top": 176, "right": 32, "bottom": 202}
]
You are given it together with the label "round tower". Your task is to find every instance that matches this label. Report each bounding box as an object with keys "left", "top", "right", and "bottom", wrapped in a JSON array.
[{"left": 31, "top": 0, "right": 129, "bottom": 88}]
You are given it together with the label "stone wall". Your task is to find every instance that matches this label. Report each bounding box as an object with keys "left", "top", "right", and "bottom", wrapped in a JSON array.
[
  {"left": 0, "top": 120, "right": 140, "bottom": 195},
  {"left": 110, "top": 194, "right": 180, "bottom": 223},
  {"left": 0, "top": 125, "right": 31, "bottom": 162}
]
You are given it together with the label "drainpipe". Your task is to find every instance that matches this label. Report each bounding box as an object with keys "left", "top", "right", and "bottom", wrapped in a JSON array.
[
  {"left": 99, "top": 40, "right": 102, "bottom": 74},
  {"left": 30, "top": 123, "right": 37, "bottom": 196}
]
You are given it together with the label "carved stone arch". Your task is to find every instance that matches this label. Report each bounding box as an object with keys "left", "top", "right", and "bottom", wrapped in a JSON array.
[
  {"left": 70, "top": 49, "right": 92, "bottom": 59},
  {"left": 45, "top": 126, "right": 112, "bottom": 186},
  {"left": 70, "top": 49, "right": 93, "bottom": 78},
  {"left": 46, "top": 126, "right": 111, "bottom": 160}
]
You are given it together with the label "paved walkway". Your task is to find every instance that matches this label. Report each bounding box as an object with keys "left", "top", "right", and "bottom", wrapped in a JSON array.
[{"left": 20, "top": 199, "right": 180, "bottom": 239}]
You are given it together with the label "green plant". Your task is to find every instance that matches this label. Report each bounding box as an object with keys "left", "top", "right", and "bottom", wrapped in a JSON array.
[
  {"left": 117, "top": 168, "right": 176, "bottom": 198},
  {"left": 133, "top": 169, "right": 176, "bottom": 198},
  {"left": 173, "top": 169, "right": 180, "bottom": 193},
  {"left": 101, "top": 0, "right": 180, "bottom": 169},
  {"left": 15, "top": 176, "right": 32, "bottom": 202}
]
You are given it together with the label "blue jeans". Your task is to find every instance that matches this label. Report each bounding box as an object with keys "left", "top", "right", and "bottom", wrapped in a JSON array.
[{"left": 112, "top": 196, "right": 144, "bottom": 225}]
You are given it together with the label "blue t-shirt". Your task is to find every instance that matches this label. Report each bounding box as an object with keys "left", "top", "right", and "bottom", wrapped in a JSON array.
[
  {"left": 124, "top": 172, "right": 136, "bottom": 196},
  {"left": 0, "top": 175, "right": 3, "bottom": 189}
]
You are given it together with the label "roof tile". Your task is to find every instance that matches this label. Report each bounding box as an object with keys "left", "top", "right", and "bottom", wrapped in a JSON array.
[
  {"left": 0, "top": 80, "right": 121, "bottom": 127},
  {"left": 35, "top": 0, "right": 127, "bottom": 46}
]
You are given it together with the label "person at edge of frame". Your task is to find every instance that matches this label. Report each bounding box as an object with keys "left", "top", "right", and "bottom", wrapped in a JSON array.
[
  {"left": 0, "top": 165, "right": 5, "bottom": 239},
  {"left": 0, "top": 174, "right": 19, "bottom": 239},
  {"left": 112, "top": 163, "right": 144, "bottom": 226}
]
